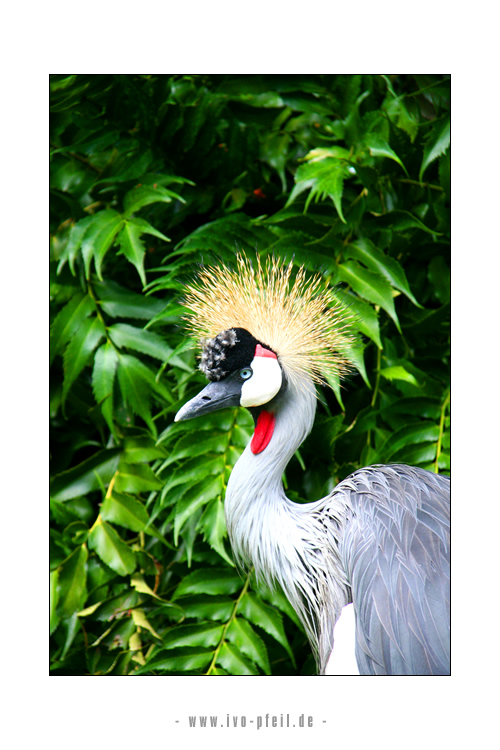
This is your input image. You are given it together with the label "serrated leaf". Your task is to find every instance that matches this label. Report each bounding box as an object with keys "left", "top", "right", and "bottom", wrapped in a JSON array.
[
  {"left": 380, "top": 365, "right": 420, "bottom": 387},
  {"left": 287, "top": 147, "right": 350, "bottom": 222},
  {"left": 174, "top": 475, "right": 224, "bottom": 542},
  {"left": 173, "top": 569, "right": 242, "bottom": 599},
  {"left": 337, "top": 260, "right": 401, "bottom": 332},
  {"left": 50, "top": 448, "right": 121, "bottom": 502},
  {"left": 93, "top": 216, "right": 125, "bottom": 280},
  {"left": 384, "top": 97, "right": 418, "bottom": 142},
  {"left": 419, "top": 116, "right": 450, "bottom": 181},
  {"left": 135, "top": 647, "right": 213, "bottom": 673},
  {"left": 62, "top": 315, "right": 106, "bottom": 402},
  {"left": 94, "top": 279, "right": 166, "bottom": 320},
  {"left": 217, "top": 642, "right": 258, "bottom": 675},
  {"left": 108, "top": 323, "right": 175, "bottom": 362},
  {"left": 92, "top": 343, "right": 119, "bottom": 434},
  {"left": 56, "top": 544, "right": 88, "bottom": 618},
  {"left": 88, "top": 518, "right": 136, "bottom": 576},
  {"left": 56, "top": 215, "right": 96, "bottom": 275},
  {"left": 226, "top": 617, "right": 270, "bottom": 674},
  {"left": 116, "top": 353, "right": 172, "bottom": 436},
  {"left": 176, "top": 213, "right": 276, "bottom": 258},
  {"left": 239, "top": 592, "right": 295, "bottom": 664},
  {"left": 345, "top": 238, "right": 422, "bottom": 307},
  {"left": 163, "top": 623, "right": 224, "bottom": 649},
  {"left": 176, "top": 595, "right": 234, "bottom": 622},
  {"left": 127, "top": 216, "right": 171, "bottom": 243},
  {"left": 123, "top": 184, "right": 184, "bottom": 217},
  {"left": 159, "top": 432, "right": 229, "bottom": 465},
  {"left": 50, "top": 293, "right": 96, "bottom": 363},
  {"left": 100, "top": 491, "right": 149, "bottom": 532},
  {"left": 336, "top": 289, "right": 382, "bottom": 349},
  {"left": 198, "top": 497, "right": 234, "bottom": 566},
  {"left": 79, "top": 210, "right": 121, "bottom": 279},
  {"left": 122, "top": 436, "right": 166, "bottom": 463},
  {"left": 115, "top": 462, "right": 163, "bottom": 493},
  {"left": 117, "top": 222, "right": 147, "bottom": 286},
  {"left": 364, "top": 133, "right": 408, "bottom": 175}
]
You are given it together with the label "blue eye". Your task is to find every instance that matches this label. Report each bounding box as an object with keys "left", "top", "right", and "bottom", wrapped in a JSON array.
[{"left": 240, "top": 368, "right": 252, "bottom": 380}]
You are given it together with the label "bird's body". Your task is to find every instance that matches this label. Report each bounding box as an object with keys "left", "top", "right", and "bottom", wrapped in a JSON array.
[
  {"left": 175, "top": 255, "right": 450, "bottom": 675},
  {"left": 224, "top": 370, "right": 450, "bottom": 674}
]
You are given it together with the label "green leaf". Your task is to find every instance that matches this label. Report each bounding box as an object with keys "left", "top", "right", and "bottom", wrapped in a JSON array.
[
  {"left": 93, "top": 216, "right": 125, "bottom": 280},
  {"left": 217, "top": 642, "right": 258, "bottom": 675},
  {"left": 50, "top": 570, "right": 61, "bottom": 634},
  {"left": 56, "top": 215, "right": 96, "bottom": 275},
  {"left": 135, "top": 647, "right": 213, "bottom": 673},
  {"left": 94, "top": 279, "right": 166, "bottom": 320},
  {"left": 198, "top": 497, "right": 234, "bottom": 566},
  {"left": 427, "top": 256, "right": 450, "bottom": 305},
  {"left": 336, "top": 289, "right": 382, "bottom": 349},
  {"left": 116, "top": 353, "right": 172, "bottom": 435},
  {"left": 226, "top": 617, "right": 271, "bottom": 674},
  {"left": 56, "top": 544, "right": 88, "bottom": 618},
  {"left": 419, "top": 116, "right": 450, "bottom": 181},
  {"left": 108, "top": 323, "right": 175, "bottom": 362},
  {"left": 380, "top": 365, "right": 420, "bottom": 387},
  {"left": 92, "top": 343, "right": 119, "bottom": 433},
  {"left": 50, "top": 449, "right": 121, "bottom": 502},
  {"left": 173, "top": 569, "right": 242, "bottom": 599},
  {"left": 117, "top": 222, "right": 147, "bottom": 286},
  {"left": 115, "top": 462, "right": 163, "bottom": 493},
  {"left": 123, "top": 184, "right": 184, "bottom": 217},
  {"left": 62, "top": 315, "right": 106, "bottom": 401},
  {"left": 337, "top": 260, "right": 401, "bottom": 331},
  {"left": 174, "top": 475, "right": 224, "bottom": 543},
  {"left": 372, "top": 421, "right": 440, "bottom": 463},
  {"left": 287, "top": 147, "right": 351, "bottom": 222},
  {"left": 79, "top": 210, "right": 121, "bottom": 279},
  {"left": 364, "top": 133, "right": 408, "bottom": 175},
  {"left": 100, "top": 491, "right": 150, "bottom": 532},
  {"left": 50, "top": 293, "right": 96, "bottom": 363},
  {"left": 88, "top": 519, "right": 136, "bottom": 576},
  {"left": 131, "top": 609, "right": 162, "bottom": 639},
  {"left": 162, "top": 623, "right": 224, "bottom": 649},
  {"left": 239, "top": 592, "right": 295, "bottom": 664},
  {"left": 126, "top": 216, "right": 170, "bottom": 243},
  {"left": 345, "top": 238, "right": 422, "bottom": 307},
  {"left": 176, "top": 595, "right": 234, "bottom": 622}
]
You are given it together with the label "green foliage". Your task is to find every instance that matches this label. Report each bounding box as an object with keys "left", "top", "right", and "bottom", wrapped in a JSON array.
[{"left": 50, "top": 74, "right": 450, "bottom": 675}]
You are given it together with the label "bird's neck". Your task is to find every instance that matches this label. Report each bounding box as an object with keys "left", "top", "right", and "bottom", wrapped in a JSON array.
[
  {"left": 225, "top": 374, "right": 317, "bottom": 570},
  {"left": 225, "top": 374, "right": 350, "bottom": 666}
]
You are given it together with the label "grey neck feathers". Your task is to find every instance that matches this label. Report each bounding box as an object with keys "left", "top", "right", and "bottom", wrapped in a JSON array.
[{"left": 225, "top": 372, "right": 351, "bottom": 673}]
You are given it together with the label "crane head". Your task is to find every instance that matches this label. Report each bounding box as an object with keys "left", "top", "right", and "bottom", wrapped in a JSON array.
[
  {"left": 174, "top": 253, "right": 356, "bottom": 452},
  {"left": 174, "top": 327, "right": 284, "bottom": 425}
]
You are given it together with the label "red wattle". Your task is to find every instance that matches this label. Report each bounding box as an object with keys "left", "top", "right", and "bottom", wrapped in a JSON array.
[
  {"left": 254, "top": 344, "right": 277, "bottom": 359},
  {"left": 250, "top": 411, "right": 275, "bottom": 455}
]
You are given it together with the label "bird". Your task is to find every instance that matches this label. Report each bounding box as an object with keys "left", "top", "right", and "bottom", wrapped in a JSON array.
[{"left": 174, "top": 253, "right": 450, "bottom": 676}]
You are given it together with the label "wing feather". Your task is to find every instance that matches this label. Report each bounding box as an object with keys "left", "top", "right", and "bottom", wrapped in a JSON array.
[{"left": 338, "top": 465, "right": 450, "bottom": 675}]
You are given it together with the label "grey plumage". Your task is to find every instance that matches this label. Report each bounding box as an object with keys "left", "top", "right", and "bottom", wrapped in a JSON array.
[
  {"left": 224, "top": 372, "right": 450, "bottom": 675},
  {"left": 175, "top": 255, "right": 450, "bottom": 675}
]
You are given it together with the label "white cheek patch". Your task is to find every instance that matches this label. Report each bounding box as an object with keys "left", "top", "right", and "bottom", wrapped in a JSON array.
[{"left": 240, "top": 348, "right": 282, "bottom": 408}]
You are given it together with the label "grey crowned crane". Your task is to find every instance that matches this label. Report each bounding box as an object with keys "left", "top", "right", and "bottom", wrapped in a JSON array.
[{"left": 174, "top": 254, "right": 450, "bottom": 675}]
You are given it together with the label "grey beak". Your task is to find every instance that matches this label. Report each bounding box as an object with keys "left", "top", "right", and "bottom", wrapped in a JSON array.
[{"left": 174, "top": 378, "right": 242, "bottom": 422}]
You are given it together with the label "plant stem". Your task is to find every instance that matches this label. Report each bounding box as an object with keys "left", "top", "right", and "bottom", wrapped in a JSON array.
[{"left": 205, "top": 572, "right": 251, "bottom": 675}]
